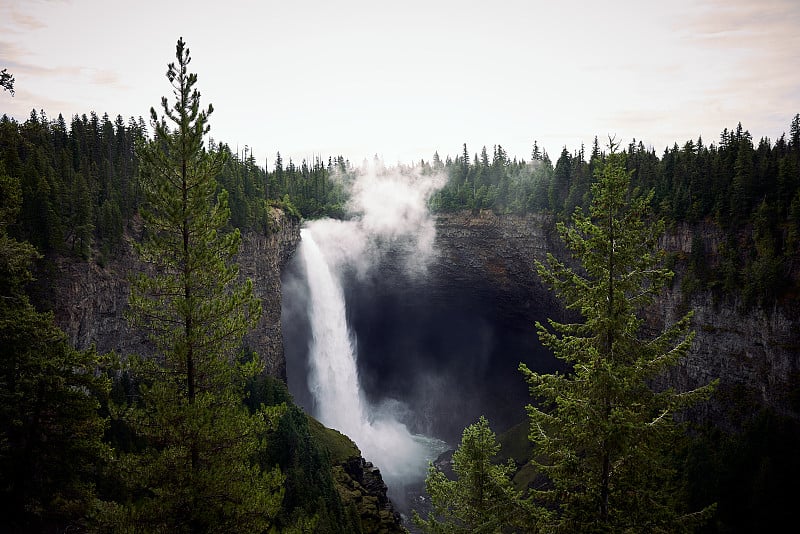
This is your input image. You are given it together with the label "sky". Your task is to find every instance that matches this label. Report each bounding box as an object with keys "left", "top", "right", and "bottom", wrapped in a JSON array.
[{"left": 1, "top": 0, "right": 799, "bottom": 168}]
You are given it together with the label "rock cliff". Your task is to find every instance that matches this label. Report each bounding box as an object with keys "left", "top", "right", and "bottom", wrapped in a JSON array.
[
  {"left": 41, "top": 206, "right": 799, "bottom": 457},
  {"left": 654, "top": 222, "right": 800, "bottom": 426},
  {"left": 41, "top": 206, "right": 300, "bottom": 379},
  {"left": 431, "top": 211, "right": 561, "bottom": 321},
  {"left": 334, "top": 457, "right": 404, "bottom": 534},
  {"left": 429, "top": 212, "right": 800, "bottom": 428}
]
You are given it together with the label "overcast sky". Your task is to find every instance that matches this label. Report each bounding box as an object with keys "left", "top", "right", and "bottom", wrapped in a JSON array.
[{"left": 2, "top": 0, "right": 798, "bottom": 167}]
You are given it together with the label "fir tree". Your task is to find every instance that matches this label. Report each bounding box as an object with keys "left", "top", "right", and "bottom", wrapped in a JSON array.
[
  {"left": 413, "top": 416, "right": 534, "bottom": 533},
  {"left": 520, "top": 145, "right": 717, "bottom": 532},
  {"left": 100, "top": 38, "right": 283, "bottom": 532}
]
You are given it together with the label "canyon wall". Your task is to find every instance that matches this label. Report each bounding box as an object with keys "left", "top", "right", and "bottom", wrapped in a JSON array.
[
  {"left": 656, "top": 222, "right": 800, "bottom": 425},
  {"left": 44, "top": 206, "right": 300, "bottom": 379},
  {"left": 47, "top": 207, "right": 799, "bottom": 433},
  {"left": 432, "top": 213, "right": 800, "bottom": 427},
  {"left": 284, "top": 210, "right": 800, "bottom": 445}
]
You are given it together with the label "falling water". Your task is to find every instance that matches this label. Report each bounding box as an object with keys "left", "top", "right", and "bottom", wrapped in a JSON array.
[
  {"left": 301, "top": 228, "right": 367, "bottom": 432},
  {"left": 299, "top": 227, "right": 447, "bottom": 497}
]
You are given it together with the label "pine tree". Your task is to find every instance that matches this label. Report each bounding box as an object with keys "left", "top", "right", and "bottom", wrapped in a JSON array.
[
  {"left": 549, "top": 148, "right": 572, "bottom": 212},
  {"left": 413, "top": 416, "right": 534, "bottom": 533},
  {"left": 101, "top": 38, "right": 283, "bottom": 532},
  {"left": 520, "top": 146, "right": 716, "bottom": 532}
]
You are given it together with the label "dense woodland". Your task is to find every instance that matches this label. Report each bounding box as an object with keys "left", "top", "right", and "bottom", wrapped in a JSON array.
[
  {"left": 2, "top": 109, "right": 799, "bottom": 308},
  {"left": 427, "top": 120, "right": 800, "bottom": 307},
  {"left": 2, "top": 43, "right": 800, "bottom": 532}
]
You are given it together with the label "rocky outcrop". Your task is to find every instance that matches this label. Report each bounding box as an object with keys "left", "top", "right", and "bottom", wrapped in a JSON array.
[
  {"left": 306, "top": 415, "right": 405, "bottom": 533},
  {"left": 41, "top": 207, "right": 300, "bottom": 379},
  {"left": 334, "top": 457, "right": 405, "bottom": 534}
]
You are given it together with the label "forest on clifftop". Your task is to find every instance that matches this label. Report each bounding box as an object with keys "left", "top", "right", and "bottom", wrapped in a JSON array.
[{"left": 2, "top": 56, "right": 800, "bottom": 530}]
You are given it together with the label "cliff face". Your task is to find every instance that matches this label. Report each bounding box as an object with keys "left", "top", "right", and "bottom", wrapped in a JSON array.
[
  {"left": 655, "top": 222, "right": 800, "bottom": 425},
  {"left": 44, "top": 206, "right": 799, "bottom": 430},
  {"left": 43, "top": 207, "right": 300, "bottom": 379},
  {"left": 431, "top": 211, "right": 558, "bottom": 320},
  {"left": 238, "top": 209, "right": 302, "bottom": 379},
  {"left": 430, "top": 212, "right": 800, "bottom": 426}
]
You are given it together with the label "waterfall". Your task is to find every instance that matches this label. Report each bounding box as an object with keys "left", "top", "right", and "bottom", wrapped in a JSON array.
[
  {"left": 300, "top": 228, "right": 367, "bottom": 433},
  {"left": 299, "top": 227, "right": 446, "bottom": 493}
]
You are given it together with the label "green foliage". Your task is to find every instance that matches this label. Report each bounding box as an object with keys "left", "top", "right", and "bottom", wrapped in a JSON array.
[
  {"left": 0, "top": 101, "right": 322, "bottom": 267},
  {"left": 272, "top": 194, "right": 303, "bottom": 222},
  {"left": 684, "top": 383, "right": 800, "bottom": 532},
  {"left": 520, "top": 148, "right": 717, "bottom": 532},
  {"left": 247, "top": 375, "right": 360, "bottom": 533},
  {"left": 430, "top": 144, "right": 554, "bottom": 214},
  {"left": 305, "top": 413, "right": 362, "bottom": 466},
  {"left": 96, "top": 38, "right": 283, "bottom": 532},
  {"left": 413, "top": 416, "right": 535, "bottom": 533},
  {"left": 265, "top": 153, "right": 351, "bottom": 219},
  {"left": 0, "top": 168, "right": 110, "bottom": 531},
  {"left": 0, "top": 110, "right": 145, "bottom": 259}
]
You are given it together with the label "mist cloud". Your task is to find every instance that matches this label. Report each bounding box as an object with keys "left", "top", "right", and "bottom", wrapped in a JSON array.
[{"left": 307, "top": 164, "right": 445, "bottom": 278}]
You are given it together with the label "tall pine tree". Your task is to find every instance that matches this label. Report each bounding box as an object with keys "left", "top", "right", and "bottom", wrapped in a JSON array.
[
  {"left": 520, "top": 145, "right": 716, "bottom": 532},
  {"left": 100, "top": 38, "right": 283, "bottom": 532}
]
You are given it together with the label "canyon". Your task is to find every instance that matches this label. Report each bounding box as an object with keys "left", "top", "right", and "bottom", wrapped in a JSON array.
[
  {"left": 46, "top": 208, "right": 800, "bottom": 434},
  {"left": 42, "top": 207, "right": 800, "bottom": 524}
]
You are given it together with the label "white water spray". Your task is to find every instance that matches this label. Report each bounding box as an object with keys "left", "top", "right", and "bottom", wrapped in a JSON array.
[{"left": 301, "top": 227, "right": 444, "bottom": 488}]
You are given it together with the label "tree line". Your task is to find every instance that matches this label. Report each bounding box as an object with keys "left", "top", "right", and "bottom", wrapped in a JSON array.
[
  {"left": 4, "top": 94, "right": 798, "bottom": 309},
  {"left": 0, "top": 111, "right": 352, "bottom": 265},
  {"left": 427, "top": 119, "right": 800, "bottom": 307}
]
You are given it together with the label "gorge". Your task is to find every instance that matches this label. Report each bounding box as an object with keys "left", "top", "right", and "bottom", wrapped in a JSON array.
[{"left": 45, "top": 202, "right": 800, "bottom": 526}]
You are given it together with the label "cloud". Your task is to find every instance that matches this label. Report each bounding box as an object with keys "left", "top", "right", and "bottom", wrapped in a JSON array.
[
  {"left": 9, "top": 10, "right": 46, "bottom": 31},
  {"left": 678, "top": 0, "right": 800, "bottom": 104},
  {"left": 88, "top": 68, "right": 124, "bottom": 89},
  {"left": 0, "top": 41, "right": 28, "bottom": 70},
  {"left": 680, "top": 0, "right": 799, "bottom": 46}
]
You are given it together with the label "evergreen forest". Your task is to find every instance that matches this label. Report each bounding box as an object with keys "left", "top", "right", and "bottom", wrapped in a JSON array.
[
  {"left": 3, "top": 110, "right": 798, "bottom": 307},
  {"left": 1, "top": 38, "right": 800, "bottom": 533}
]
